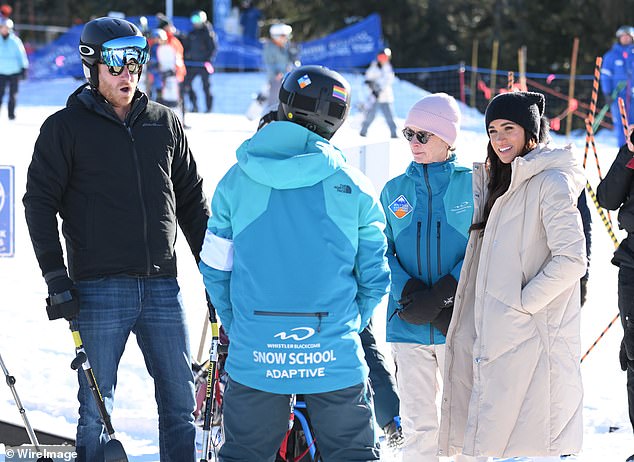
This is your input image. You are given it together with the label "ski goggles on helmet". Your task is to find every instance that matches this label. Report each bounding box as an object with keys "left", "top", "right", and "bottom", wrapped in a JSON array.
[
  {"left": 402, "top": 127, "right": 435, "bottom": 144},
  {"left": 100, "top": 35, "right": 150, "bottom": 75}
]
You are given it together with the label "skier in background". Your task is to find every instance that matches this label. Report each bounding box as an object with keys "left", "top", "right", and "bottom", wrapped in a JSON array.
[
  {"left": 262, "top": 23, "right": 297, "bottom": 109},
  {"left": 601, "top": 25, "right": 634, "bottom": 147},
  {"left": 359, "top": 48, "right": 398, "bottom": 139},
  {"left": 0, "top": 16, "right": 28, "bottom": 121},
  {"left": 183, "top": 10, "right": 218, "bottom": 113}
]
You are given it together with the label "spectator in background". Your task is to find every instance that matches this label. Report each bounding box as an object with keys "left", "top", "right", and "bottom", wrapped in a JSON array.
[
  {"left": 153, "top": 28, "right": 182, "bottom": 110},
  {"left": 0, "top": 16, "right": 28, "bottom": 121},
  {"left": 183, "top": 10, "right": 218, "bottom": 113},
  {"left": 360, "top": 48, "right": 398, "bottom": 139},
  {"left": 239, "top": 0, "right": 261, "bottom": 42},
  {"left": 262, "top": 23, "right": 297, "bottom": 109},
  {"left": 601, "top": 25, "right": 634, "bottom": 147},
  {"left": 156, "top": 13, "right": 186, "bottom": 93}
]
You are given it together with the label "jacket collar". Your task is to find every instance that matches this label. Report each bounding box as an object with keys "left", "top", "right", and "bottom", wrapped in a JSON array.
[{"left": 67, "top": 83, "right": 148, "bottom": 126}]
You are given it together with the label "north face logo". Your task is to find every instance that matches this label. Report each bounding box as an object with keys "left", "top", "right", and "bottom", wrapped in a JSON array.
[{"left": 334, "top": 184, "right": 352, "bottom": 194}]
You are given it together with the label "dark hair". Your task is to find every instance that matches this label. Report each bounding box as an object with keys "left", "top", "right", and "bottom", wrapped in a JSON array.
[{"left": 469, "top": 116, "right": 550, "bottom": 232}]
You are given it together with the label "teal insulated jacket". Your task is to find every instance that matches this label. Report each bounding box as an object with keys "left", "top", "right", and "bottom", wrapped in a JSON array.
[
  {"left": 380, "top": 155, "right": 473, "bottom": 345},
  {"left": 199, "top": 121, "right": 390, "bottom": 394}
]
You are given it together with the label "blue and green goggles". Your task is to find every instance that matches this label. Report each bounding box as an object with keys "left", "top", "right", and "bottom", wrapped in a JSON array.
[{"left": 100, "top": 35, "right": 150, "bottom": 75}]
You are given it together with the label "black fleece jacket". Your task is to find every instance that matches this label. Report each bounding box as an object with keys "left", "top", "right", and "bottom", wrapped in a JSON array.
[
  {"left": 23, "top": 84, "right": 210, "bottom": 281},
  {"left": 597, "top": 144, "right": 634, "bottom": 268}
]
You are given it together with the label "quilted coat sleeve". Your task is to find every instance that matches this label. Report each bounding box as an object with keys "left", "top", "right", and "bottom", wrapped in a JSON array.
[{"left": 521, "top": 171, "right": 587, "bottom": 314}]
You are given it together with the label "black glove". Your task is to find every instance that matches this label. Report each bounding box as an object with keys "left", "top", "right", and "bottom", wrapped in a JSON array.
[
  {"left": 19, "top": 68, "right": 27, "bottom": 80},
  {"left": 45, "top": 273, "right": 80, "bottom": 321},
  {"left": 579, "top": 274, "right": 588, "bottom": 307},
  {"left": 621, "top": 339, "right": 630, "bottom": 372},
  {"left": 432, "top": 307, "right": 453, "bottom": 337},
  {"left": 625, "top": 315, "right": 634, "bottom": 362},
  {"left": 397, "top": 275, "right": 458, "bottom": 325}
]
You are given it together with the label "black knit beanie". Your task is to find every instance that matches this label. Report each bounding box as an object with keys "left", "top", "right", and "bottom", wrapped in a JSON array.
[{"left": 484, "top": 91, "right": 545, "bottom": 141}]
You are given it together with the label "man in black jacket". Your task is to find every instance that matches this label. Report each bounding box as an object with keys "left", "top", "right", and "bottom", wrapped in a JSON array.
[
  {"left": 183, "top": 10, "right": 218, "bottom": 113},
  {"left": 22, "top": 17, "right": 209, "bottom": 462},
  {"left": 597, "top": 127, "right": 634, "bottom": 462}
]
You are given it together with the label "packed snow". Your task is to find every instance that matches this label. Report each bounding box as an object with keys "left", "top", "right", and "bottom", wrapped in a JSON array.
[{"left": 0, "top": 72, "right": 631, "bottom": 461}]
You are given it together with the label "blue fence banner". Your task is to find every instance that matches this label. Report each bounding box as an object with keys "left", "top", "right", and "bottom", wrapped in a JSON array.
[
  {"left": 28, "top": 14, "right": 383, "bottom": 80},
  {"left": 0, "top": 166, "right": 15, "bottom": 257},
  {"left": 300, "top": 13, "right": 384, "bottom": 69}
]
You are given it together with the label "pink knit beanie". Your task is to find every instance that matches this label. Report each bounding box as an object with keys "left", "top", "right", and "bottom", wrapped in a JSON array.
[{"left": 404, "top": 93, "right": 461, "bottom": 147}]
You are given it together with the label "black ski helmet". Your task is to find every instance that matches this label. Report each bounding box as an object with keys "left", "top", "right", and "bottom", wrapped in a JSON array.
[
  {"left": 79, "top": 17, "right": 146, "bottom": 88},
  {"left": 278, "top": 65, "right": 351, "bottom": 140}
]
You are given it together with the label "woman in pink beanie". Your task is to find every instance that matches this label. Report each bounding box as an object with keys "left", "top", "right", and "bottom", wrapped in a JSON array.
[{"left": 379, "top": 93, "right": 484, "bottom": 462}]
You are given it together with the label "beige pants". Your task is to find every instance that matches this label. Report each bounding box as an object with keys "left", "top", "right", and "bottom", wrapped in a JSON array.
[{"left": 392, "top": 343, "right": 488, "bottom": 462}]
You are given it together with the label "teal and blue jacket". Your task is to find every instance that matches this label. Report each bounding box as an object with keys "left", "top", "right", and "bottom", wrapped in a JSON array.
[
  {"left": 380, "top": 155, "right": 473, "bottom": 345},
  {"left": 199, "top": 121, "right": 390, "bottom": 394}
]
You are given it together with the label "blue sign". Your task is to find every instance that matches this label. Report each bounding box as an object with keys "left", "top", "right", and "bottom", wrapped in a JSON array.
[
  {"left": 300, "top": 14, "right": 384, "bottom": 69},
  {"left": 28, "top": 14, "right": 384, "bottom": 79},
  {"left": 0, "top": 166, "right": 15, "bottom": 257}
]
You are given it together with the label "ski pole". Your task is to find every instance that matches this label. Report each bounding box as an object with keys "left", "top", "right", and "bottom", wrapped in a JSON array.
[
  {"left": 200, "top": 292, "right": 220, "bottom": 462},
  {"left": 0, "top": 353, "right": 55, "bottom": 461},
  {"left": 68, "top": 320, "right": 128, "bottom": 462},
  {"left": 618, "top": 96, "right": 629, "bottom": 141},
  {"left": 585, "top": 182, "right": 620, "bottom": 249},
  {"left": 583, "top": 57, "right": 601, "bottom": 169},
  {"left": 581, "top": 312, "right": 621, "bottom": 363}
]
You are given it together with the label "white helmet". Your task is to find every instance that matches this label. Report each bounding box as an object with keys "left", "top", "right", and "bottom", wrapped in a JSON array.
[{"left": 270, "top": 23, "right": 292, "bottom": 38}]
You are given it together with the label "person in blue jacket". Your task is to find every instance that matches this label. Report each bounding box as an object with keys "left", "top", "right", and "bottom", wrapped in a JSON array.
[
  {"left": 380, "top": 93, "right": 482, "bottom": 462},
  {"left": 601, "top": 25, "right": 634, "bottom": 146},
  {"left": 0, "top": 17, "right": 28, "bottom": 120},
  {"left": 199, "top": 65, "right": 390, "bottom": 462}
]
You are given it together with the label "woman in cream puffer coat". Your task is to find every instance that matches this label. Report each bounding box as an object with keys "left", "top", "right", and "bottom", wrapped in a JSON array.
[{"left": 438, "top": 92, "right": 587, "bottom": 459}]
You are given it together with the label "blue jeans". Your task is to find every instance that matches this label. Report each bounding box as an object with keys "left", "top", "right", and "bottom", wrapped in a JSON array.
[
  {"left": 219, "top": 377, "right": 380, "bottom": 462},
  {"left": 74, "top": 276, "right": 196, "bottom": 462}
]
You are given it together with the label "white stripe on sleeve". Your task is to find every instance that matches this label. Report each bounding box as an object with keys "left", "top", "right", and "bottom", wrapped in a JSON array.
[{"left": 200, "top": 230, "right": 234, "bottom": 271}]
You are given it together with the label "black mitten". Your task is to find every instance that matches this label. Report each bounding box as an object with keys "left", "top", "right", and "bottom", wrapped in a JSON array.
[
  {"left": 625, "top": 315, "right": 634, "bottom": 361},
  {"left": 397, "top": 278, "right": 435, "bottom": 325},
  {"left": 432, "top": 307, "right": 453, "bottom": 337},
  {"left": 397, "top": 275, "right": 457, "bottom": 326},
  {"left": 621, "top": 338, "right": 629, "bottom": 372}
]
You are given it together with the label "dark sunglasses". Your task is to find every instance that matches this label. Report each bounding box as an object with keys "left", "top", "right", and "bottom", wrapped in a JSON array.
[
  {"left": 103, "top": 60, "right": 142, "bottom": 76},
  {"left": 402, "top": 127, "right": 434, "bottom": 144}
]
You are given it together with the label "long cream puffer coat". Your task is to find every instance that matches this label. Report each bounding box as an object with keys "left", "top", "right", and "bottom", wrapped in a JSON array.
[{"left": 438, "top": 144, "right": 587, "bottom": 458}]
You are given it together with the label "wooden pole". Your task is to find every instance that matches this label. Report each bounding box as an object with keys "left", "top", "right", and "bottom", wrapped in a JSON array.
[
  {"left": 518, "top": 46, "right": 527, "bottom": 91},
  {"left": 470, "top": 39, "right": 478, "bottom": 108},
  {"left": 490, "top": 39, "right": 499, "bottom": 100},
  {"left": 566, "top": 37, "right": 580, "bottom": 137}
]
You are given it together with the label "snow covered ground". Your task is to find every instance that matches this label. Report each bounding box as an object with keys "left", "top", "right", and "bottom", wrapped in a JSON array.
[{"left": 0, "top": 72, "right": 632, "bottom": 461}]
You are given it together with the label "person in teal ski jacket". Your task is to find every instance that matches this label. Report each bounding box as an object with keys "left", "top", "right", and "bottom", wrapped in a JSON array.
[
  {"left": 199, "top": 65, "right": 389, "bottom": 462},
  {"left": 380, "top": 93, "right": 480, "bottom": 462}
]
